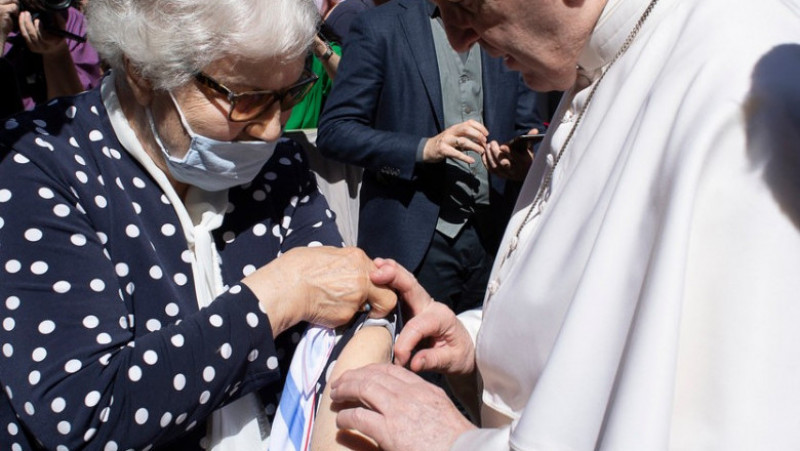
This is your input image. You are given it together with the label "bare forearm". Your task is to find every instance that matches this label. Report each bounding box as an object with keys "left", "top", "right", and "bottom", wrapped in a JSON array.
[
  {"left": 319, "top": 53, "right": 339, "bottom": 79},
  {"left": 313, "top": 36, "right": 339, "bottom": 80},
  {"left": 42, "top": 47, "right": 84, "bottom": 100},
  {"left": 312, "top": 326, "right": 393, "bottom": 450}
]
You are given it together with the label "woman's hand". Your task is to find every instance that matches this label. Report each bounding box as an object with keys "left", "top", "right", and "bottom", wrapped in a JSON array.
[{"left": 242, "top": 246, "right": 397, "bottom": 337}]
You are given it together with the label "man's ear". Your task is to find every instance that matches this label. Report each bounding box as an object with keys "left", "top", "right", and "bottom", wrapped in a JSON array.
[{"left": 123, "top": 57, "right": 154, "bottom": 106}]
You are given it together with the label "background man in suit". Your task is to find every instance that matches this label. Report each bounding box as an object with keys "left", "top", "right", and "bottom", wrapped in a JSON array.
[{"left": 317, "top": 0, "right": 542, "bottom": 315}]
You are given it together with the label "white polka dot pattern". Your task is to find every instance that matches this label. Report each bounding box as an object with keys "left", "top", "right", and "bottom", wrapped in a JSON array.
[{"left": 0, "top": 97, "right": 343, "bottom": 449}]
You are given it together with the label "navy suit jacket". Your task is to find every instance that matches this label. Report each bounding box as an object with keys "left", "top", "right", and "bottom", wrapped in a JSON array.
[{"left": 317, "top": 0, "right": 542, "bottom": 272}]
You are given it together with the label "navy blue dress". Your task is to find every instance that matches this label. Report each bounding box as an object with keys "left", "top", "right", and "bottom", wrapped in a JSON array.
[{"left": 0, "top": 88, "right": 343, "bottom": 449}]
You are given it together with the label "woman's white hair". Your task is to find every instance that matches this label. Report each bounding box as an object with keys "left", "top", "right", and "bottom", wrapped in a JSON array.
[{"left": 86, "top": 0, "right": 320, "bottom": 90}]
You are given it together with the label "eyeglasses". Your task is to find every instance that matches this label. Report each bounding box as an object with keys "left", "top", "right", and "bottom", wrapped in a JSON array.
[{"left": 193, "top": 70, "right": 319, "bottom": 122}]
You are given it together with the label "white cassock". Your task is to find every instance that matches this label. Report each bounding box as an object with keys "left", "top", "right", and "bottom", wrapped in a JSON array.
[{"left": 454, "top": 0, "right": 800, "bottom": 449}]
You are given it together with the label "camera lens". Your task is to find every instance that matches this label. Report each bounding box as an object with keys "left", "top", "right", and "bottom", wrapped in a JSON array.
[{"left": 42, "top": 0, "right": 74, "bottom": 11}]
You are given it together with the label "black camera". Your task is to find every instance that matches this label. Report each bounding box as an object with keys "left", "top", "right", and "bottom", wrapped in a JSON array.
[
  {"left": 16, "top": 0, "right": 84, "bottom": 42},
  {"left": 20, "top": 0, "right": 76, "bottom": 13}
]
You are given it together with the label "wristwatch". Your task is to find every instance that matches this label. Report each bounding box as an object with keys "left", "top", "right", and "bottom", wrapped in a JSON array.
[{"left": 319, "top": 43, "right": 334, "bottom": 62}]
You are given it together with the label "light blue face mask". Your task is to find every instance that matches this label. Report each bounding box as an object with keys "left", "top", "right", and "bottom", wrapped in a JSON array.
[{"left": 147, "top": 92, "right": 277, "bottom": 192}]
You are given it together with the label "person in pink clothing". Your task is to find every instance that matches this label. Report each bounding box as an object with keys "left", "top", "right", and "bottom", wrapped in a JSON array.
[{"left": 1, "top": 1, "right": 101, "bottom": 116}]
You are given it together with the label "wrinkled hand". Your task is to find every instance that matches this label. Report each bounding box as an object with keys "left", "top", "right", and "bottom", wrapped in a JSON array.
[
  {"left": 422, "top": 119, "right": 489, "bottom": 165},
  {"left": 243, "top": 246, "right": 397, "bottom": 337},
  {"left": 483, "top": 128, "right": 540, "bottom": 181},
  {"left": 371, "top": 258, "right": 475, "bottom": 375},
  {"left": 330, "top": 363, "right": 476, "bottom": 450},
  {"left": 18, "top": 10, "right": 68, "bottom": 55},
  {"left": 0, "top": 0, "right": 18, "bottom": 45}
]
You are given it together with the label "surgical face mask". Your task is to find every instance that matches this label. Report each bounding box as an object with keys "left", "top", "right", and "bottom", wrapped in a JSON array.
[{"left": 147, "top": 92, "right": 277, "bottom": 192}]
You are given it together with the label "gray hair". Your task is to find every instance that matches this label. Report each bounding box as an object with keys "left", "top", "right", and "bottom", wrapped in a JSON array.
[{"left": 86, "top": 0, "right": 320, "bottom": 90}]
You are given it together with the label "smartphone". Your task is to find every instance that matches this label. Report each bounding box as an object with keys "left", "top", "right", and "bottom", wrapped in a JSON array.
[{"left": 506, "top": 134, "right": 545, "bottom": 154}]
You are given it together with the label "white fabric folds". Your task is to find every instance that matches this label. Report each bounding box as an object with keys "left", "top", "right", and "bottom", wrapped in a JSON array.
[{"left": 454, "top": 0, "right": 800, "bottom": 448}]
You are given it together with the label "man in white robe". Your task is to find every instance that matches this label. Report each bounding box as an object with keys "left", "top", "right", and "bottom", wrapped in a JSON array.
[{"left": 327, "top": 0, "right": 800, "bottom": 449}]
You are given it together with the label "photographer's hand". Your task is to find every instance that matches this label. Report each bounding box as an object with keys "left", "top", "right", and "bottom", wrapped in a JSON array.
[
  {"left": 0, "top": 0, "right": 18, "bottom": 49},
  {"left": 18, "top": 10, "right": 68, "bottom": 55},
  {"left": 18, "top": 9, "right": 83, "bottom": 100}
]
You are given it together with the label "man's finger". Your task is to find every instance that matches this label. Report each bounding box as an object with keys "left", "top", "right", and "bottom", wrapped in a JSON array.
[
  {"left": 335, "top": 406, "right": 387, "bottom": 447},
  {"left": 460, "top": 138, "right": 486, "bottom": 156},
  {"left": 393, "top": 317, "right": 433, "bottom": 367},
  {"left": 370, "top": 260, "right": 433, "bottom": 315},
  {"left": 447, "top": 149, "right": 476, "bottom": 165},
  {"left": 463, "top": 119, "right": 490, "bottom": 137},
  {"left": 484, "top": 141, "right": 501, "bottom": 169},
  {"left": 409, "top": 346, "right": 457, "bottom": 373},
  {"left": 333, "top": 363, "right": 420, "bottom": 399},
  {"left": 461, "top": 129, "right": 488, "bottom": 148},
  {"left": 331, "top": 364, "right": 410, "bottom": 418}
]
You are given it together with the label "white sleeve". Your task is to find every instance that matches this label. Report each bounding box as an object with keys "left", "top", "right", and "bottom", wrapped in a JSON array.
[
  {"left": 451, "top": 426, "right": 514, "bottom": 450},
  {"left": 456, "top": 307, "right": 483, "bottom": 346}
]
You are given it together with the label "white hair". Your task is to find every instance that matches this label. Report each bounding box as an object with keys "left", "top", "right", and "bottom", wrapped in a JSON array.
[{"left": 86, "top": 0, "right": 320, "bottom": 90}]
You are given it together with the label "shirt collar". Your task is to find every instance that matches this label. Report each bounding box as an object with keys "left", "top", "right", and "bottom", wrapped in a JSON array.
[
  {"left": 100, "top": 72, "right": 228, "bottom": 233},
  {"left": 101, "top": 71, "right": 229, "bottom": 308},
  {"left": 576, "top": 0, "right": 652, "bottom": 79}
]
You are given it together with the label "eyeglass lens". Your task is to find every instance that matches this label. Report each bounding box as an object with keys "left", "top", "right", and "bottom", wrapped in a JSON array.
[{"left": 230, "top": 77, "right": 316, "bottom": 121}]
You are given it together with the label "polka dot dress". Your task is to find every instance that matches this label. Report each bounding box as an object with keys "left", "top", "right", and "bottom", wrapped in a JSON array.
[{"left": 0, "top": 89, "right": 343, "bottom": 450}]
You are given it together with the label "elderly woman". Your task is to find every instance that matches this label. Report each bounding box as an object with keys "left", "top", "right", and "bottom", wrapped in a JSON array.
[{"left": 0, "top": 0, "right": 395, "bottom": 449}]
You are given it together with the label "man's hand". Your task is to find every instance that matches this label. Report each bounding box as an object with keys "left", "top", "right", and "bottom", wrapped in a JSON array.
[
  {"left": 242, "top": 246, "right": 397, "bottom": 337},
  {"left": 483, "top": 128, "right": 541, "bottom": 181},
  {"left": 0, "top": 0, "right": 19, "bottom": 48},
  {"left": 422, "top": 119, "right": 489, "bottom": 165},
  {"left": 330, "top": 363, "right": 476, "bottom": 451},
  {"left": 371, "top": 258, "right": 476, "bottom": 375}
]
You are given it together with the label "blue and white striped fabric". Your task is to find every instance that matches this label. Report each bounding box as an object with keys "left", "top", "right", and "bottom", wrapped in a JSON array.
[{"left": 269, "top": 326, "right": 337, "bottom": 451}]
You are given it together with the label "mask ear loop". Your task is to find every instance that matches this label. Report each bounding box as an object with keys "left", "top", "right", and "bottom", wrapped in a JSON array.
[
  {"left": 145, "top": 105, "right": 173, "bottom": 156},
  {"left": 167, "top": 91, "right": 202, "bottom": 138},
  {"left": 146, "top": 95, "right": 192, "bottom": 163}
]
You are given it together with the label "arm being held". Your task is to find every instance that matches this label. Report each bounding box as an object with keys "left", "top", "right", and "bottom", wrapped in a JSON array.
[
  {"left": 322, "top": 259, "right": 478, "bottom": 450},
  {"left": 311, "top": 325, "right": 393, "bottom": 450}
]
